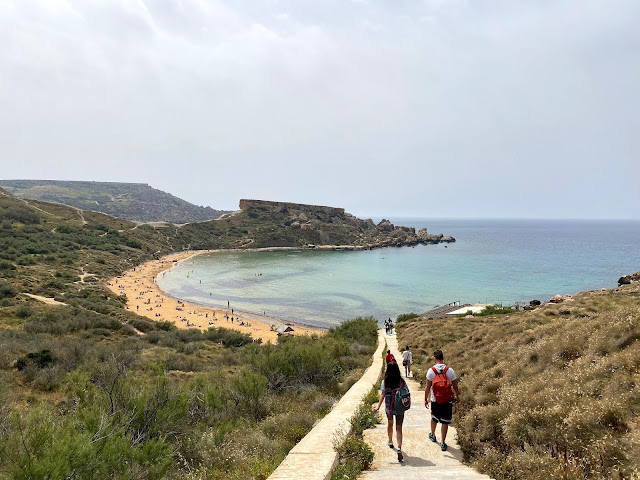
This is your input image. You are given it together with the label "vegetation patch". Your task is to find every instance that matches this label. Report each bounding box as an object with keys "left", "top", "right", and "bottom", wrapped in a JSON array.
[
  {"left": 0, "top": 191, "right": 386, "bottom": 479},
  {"left": 396, "top": 312, "right": 420, "bottom": 323},
  {"left": 331, "top": 381, "right": 379, "bottom": 480}
]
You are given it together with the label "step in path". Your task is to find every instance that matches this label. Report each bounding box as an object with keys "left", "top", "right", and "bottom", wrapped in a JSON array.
[
  {"left": 267, "top": 330, "right": 385, "bottom": 480},
  {"left": 360, "top": 332, "right": 493, "bottom": 480}
]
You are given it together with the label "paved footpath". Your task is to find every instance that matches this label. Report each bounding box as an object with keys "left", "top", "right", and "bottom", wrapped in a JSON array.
[
  {"left": 268, "top": 330, "right": 385, "bottom": 480},
  {"left": 361, "top": 332, "right": 493, "bottom": 480}
]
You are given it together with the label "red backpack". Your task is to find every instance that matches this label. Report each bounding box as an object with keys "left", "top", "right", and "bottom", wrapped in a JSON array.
[{"left": 431, "top": 366, "right": 453, "bottom": 403}]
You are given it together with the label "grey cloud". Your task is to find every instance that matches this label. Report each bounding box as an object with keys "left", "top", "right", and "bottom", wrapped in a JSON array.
[{"left": 1, "top": 0, "right": 638, "bottom": 218}]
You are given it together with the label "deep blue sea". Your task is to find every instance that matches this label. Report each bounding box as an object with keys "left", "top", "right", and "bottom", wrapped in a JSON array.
[{"left": 157, "top": 219, "right": 640, "bottom": 328}]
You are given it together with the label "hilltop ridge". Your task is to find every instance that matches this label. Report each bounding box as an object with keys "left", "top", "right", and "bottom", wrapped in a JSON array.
[{"left": 0, "top": 179, "right": 229, "bottom": 224}]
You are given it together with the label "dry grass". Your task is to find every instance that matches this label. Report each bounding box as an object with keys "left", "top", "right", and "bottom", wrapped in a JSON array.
[{"left": 398, "top": 284, "right": 640, "bottom": 480}]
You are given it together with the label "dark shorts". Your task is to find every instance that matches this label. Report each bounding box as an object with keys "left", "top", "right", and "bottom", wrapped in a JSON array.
[
  {"left": 386, "top": 411, "right": 404, "bottom": 426},
  {"left": 431, "top": 401, "right": 453, "bottom": 424}
]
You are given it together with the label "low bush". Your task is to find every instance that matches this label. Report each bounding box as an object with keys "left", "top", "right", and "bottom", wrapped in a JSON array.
[
  {"left": 246, "top": 335, "right": 348, "bottom": 392},
  {"left": 467, "top": 305, "right": 514, "bottom": 317},
  {"left": 331, "top": 384, "right": 378, "bottom": 480},
  {"left": 0, "top": 282, "right": 16, "bottom": 300},
  {"left": 24, "top": 308, "right": 122, "bottom": 335},
  {"left": 205, "top": 327, "right": 252, "bottom": 347},
  {"left": 230, "top": 370, "right": 269, "bottom": 421},
  {"left": 15, "top": 349, "right": 54, "bottom": 371},
  {"left": 16, "top": 304, "right": 32, "bottom": 318},
  {"left": 329, "top": 316, "right": 378, "bottom": 347},
  {"left": 396, "top": 312, "right": 420, "bottom": 323}
]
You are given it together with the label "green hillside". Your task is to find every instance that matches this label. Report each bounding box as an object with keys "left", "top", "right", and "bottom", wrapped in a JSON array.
[
  {"left": 0, "top": 189, "right": 379, "bottom": 479},
  {"left": 0, "top": 180, "right": 228, "bottom": 224},
  {"left": 397, "top": 282, "right": 640, "bottom": 480}
]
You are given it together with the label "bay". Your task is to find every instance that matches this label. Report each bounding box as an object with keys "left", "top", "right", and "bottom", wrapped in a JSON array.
[{"left": 157, "top": 219, "right": 640, "bottom": 328}]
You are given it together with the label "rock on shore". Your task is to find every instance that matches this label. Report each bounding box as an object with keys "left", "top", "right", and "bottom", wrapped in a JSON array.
[{"left": 618, "top": 271, "right": 640, "bottom": 286}]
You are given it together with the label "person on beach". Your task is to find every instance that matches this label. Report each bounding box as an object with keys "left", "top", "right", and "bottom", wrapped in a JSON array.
[
  {"left": 402, "top": 346, "right": 412, "bottom": 377},
  {"left": 425, "top": 349, "right": 460, "bottom": 451},
  {"left": 373, "top": 360, "right": 406, "bottom": 462}
]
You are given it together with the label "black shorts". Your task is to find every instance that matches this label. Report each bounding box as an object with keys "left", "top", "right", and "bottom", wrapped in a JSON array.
[{"left": 431, "top": 401, "right": 453, "bottom": 424}]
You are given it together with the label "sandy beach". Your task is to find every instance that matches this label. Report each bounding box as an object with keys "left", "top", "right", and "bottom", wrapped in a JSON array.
[{"left": 107, "top": 250, "right": 325, "bottom": 343}]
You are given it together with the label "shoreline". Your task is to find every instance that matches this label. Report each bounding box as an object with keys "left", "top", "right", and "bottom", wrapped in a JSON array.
[{"left": 107, "top": 250, "right": 326, "bottom": 343}]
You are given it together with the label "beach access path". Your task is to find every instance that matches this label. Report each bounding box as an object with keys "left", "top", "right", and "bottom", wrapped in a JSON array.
[
  {"left": 267, "top": 330, "right": 385, "bottom": 480},
  {"left": 360, "top": 332, "right": 493, "bottom": 480}
]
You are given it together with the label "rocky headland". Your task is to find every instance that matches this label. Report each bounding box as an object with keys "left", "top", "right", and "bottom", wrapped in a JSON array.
[{"left": 233, "top": 199, "right": 455, "bottom": 249}]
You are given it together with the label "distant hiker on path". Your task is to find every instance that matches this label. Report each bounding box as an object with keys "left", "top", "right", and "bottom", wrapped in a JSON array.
[
  {"left": 373, "top": 360, "right": 408, "bottom": 462},
  {"left": 425, "top": 349, "right": 460, "bottom": 451},
  {"left": 402, "top": 345, "right": 412, "bottom": 377},
  {"left": 385, "top": 350, "right": 395, "bottom": 363},
  {"left": 385, "top": 317, "right": 393, "bottom": 334}
]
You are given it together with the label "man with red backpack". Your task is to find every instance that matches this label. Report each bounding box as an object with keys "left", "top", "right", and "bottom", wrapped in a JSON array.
[{"left": 424, "top": 349, "right": 460, "bottom": 451}]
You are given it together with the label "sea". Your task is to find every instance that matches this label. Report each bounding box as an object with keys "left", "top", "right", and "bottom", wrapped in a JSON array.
[{"left": 156, "top": 219, "right": 640, "bottom": 328}]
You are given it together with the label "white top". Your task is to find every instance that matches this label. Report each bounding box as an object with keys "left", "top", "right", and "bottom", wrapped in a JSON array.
[
  {"left": 426, "top": 364, "right": 456, "bottom": 402},
  {"left": 402, "top": 350, "right": 412, "bottom": 363}
]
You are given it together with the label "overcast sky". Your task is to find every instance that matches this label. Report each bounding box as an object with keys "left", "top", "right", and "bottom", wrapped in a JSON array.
[{"left": 1, "top": 0, "right": 639, "bottom": 219}]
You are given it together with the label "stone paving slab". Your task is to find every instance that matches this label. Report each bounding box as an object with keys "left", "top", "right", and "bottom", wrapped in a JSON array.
[
  {"left": 361, "top": 332, "right": 493, "bottom": 480},
  {"left": 267, "top": 330, "right": 385, "bottom": 480}
]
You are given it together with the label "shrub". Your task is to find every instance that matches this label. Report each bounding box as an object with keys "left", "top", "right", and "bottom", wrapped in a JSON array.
[
  {"left": 329, "top": 316, "right": 378, "bottom": 347},
  {"left": 15, "top": 349, "right": 54, "bottom": 371},
  {"left": 0, "top": 259, "right": 15, "bottom": 270},
  {"left": 230, "top": 370, "right": 269, "bottom": 420},
  {"left": 246, "top": 335, "right": 347, "bottom": 392},
  {"left": 205, "top": 327, "right": 252, "bottom": 347},
  {"left": 16, "top": 304, "right": 32, "bottom": 318},
  {"left": 129, "top": 318, "right": 155, "bottom": 332},
  {"left": 165, "top": 353, "right": 201, "bottom": 372},
  {"left": 0, "top": 282, "right": 16, "bottom": 300},
  {"left": 396, "top": 312, "right": 420, "bottom": 323},
  {"left": 470, "top": 305, "right": 515, "bottom": 316},
  {"left": 261, "top": 411, "right": 315, "bottom": 443},
  {"left": 331, "top": 436, "right": 374, "bottom": 480}
]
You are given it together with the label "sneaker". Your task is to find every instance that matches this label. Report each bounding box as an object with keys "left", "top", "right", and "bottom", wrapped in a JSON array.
[
  {"left": 441, "top": 442, "right": 448, "bottom": 451},
  {"left": 388, "top": 442, "right": 394, "bottom": 449},
  {"left": 429, "top": 433, "right": 437, "bottom": 443},
  {"left": 397, "top": 449, "right": 404, "bottom": 462}
]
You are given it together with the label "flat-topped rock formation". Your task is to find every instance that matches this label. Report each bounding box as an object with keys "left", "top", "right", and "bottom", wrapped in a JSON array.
[{"left": 239, "top": 199, "right": 345, "bottom": 217}]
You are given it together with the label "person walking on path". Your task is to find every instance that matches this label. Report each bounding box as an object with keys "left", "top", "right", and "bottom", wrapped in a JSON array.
[
  {"left": 373, "top": 360, "right": 406, "bottom": 462},
  {"left": 425, "top": 349, "right": 460, "bottom": 451},
  {"left": 401, "top": 346, "right": 412, "bottom": 377},
  {"left": 385, "top": 350, "right": 395, "bottom": 363}
]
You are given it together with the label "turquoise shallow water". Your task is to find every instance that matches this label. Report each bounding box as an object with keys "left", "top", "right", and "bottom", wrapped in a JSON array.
[{"left": 157, "top": 219, "right": 640, "bottom": 328}]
